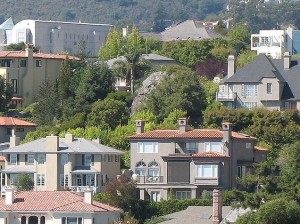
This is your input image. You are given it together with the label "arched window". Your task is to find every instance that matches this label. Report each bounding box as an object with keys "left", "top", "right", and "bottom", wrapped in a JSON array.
[
  {"left": 148, "top": 161, "right": 160, "bottom": 177},
  {"left": 135, "top": 161, "right": 146, "bottom": 176}
]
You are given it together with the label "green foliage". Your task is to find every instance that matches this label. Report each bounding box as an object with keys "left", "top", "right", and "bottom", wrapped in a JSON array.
[
  {"left": 114, "top": 212, "right": 140, "bottom": 224},
  {"left": 145, "top": 67, "right": 207, "bottom": 121},
  {"left": 87, "top": 99, "right": 129, "bottom": 130},
  {"left": 99, "top": 29, "right": 123, "bottom": 60},
  {"left": 237, "top": 50, "right": 257, "bottom": 69},
  {"left": 0, "top": 75, "right": 13, "bottom": 112},
  {"left": 106, "top": 91, "right": 134, "bottom": 108},
  {"left": 199, "top": 77, "right": 219, "bottom": 105},
  {"left": 236, "top": 211, "right": 258, "bottom": 224},
  {"left": 160, "top": 109, "right": 187, "bottom": 129},
  {"left": 16, "top": 174, "right": 34, "bottom": 191},
  {"left": 144, "top": 216, "right": 168, "bottom": 224},
  {"left": 228, "top": 23, "right": 251, "bottom": 46},
  {"left": 60, "top": 112, "right": 86, "bottom": 130}
]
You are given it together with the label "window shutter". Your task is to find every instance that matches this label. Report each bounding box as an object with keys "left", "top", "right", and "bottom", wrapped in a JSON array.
[
  {"left": 25, "top": 154, "right": 28, "bottom": 163},
  {"left": 82, "top": 155, "right": 84, "bottom": 166},
  {"left": 91, "top": 154, "right": 94, "bottom": 165},
  {"left": 241, "top": 84, "right": 245, "bottom": 97},
  {"left": 17, "top": 154, "right": 19, "bottom": 164},
  {"left": 7, "top": 154, "right": 10, "bottom": 162}
]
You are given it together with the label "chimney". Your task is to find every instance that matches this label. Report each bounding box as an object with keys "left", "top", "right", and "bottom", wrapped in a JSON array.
[
  {"left": 84, "top": 188, "right": 93, "bottom": 204},
  {"left": 178, "top": 118, "right": 188, "bottom": 133},
  {"left": 222, "top": 122, "right": 232, "bottom": 156},
  {"left": 135, "top": 120, "right": 145, "bottom": 134},
  {"left": 122, "top": 27, "right": 128, "bottom": 37},
  {"left": 212, "top": 189, "right": 222, "bottom": 224},
  {"left": 65, "top": 133, "right": 74, "bottom": 143},
  {"left": 25, "top": 44, "right": 33, "bottom": 58},
  {"left": 92, "top": 138, "right": 100, "bottom": 144},
  {"left": 5, "top": 186, "right": 15, "bottom": 205},
  {"left": 9, "top": 129, "right": 20, "bottom": 148},
  {"left": 227, "top": 55, "right": 235, "bottom": 78},
  {"left": 284, "top": 52, "right": 291, "bottom": 70},
  {"left": 46, "top": 135, "right": 59, "bottom": 152}
]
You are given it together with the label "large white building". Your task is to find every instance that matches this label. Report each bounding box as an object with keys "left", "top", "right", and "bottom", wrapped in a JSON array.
[{"left": 0, "top": 19, "right": 113, "bottom": 57}]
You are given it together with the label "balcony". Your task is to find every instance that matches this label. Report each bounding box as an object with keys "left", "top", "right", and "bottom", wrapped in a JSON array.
[
  {"left": 70, "top": 186, "right": 99, "bottom": 194},
  {"left": 194, "top": 177, "right": 219, "bottom": 186},
  {"left": 216, "top": 92, "right": 237, "bottom": 101},
  {"left": 135, "top": 176, "right": 164, "bottom": 184}
]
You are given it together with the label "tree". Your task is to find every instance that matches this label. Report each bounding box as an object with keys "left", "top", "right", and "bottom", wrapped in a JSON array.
[
  {"left": 0, "top": 76, "right": 12, "bottom": 112},
  {"left": 16, "top": 174, "right": 34, "bottom": 191},
  {"left": 99, "top": 29, "right": 123, "bottom": 60},
  {"left": 87, "top": 99, "right": 129, "bottom": 130},
  {"left": 58, "top": 56, "right": 75, "bottom": 100},
  {"left": 145, "top": 67, "right": 207, "bottom": 121},
  {"left": 228, "top": 23, "right": 251, "bottom": 50},
  {"left": 34, "top": 79, "right": 60, "bottom": 125},
  {"left": 195, "top": 57, "right": 227, "bottom": 79}
]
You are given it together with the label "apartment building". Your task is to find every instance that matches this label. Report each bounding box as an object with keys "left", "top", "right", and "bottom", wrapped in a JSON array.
[
  {"left": 0, "top": 45, "right": 78, "bottom": 107},
  {"left": 128, "top": 119, "right": 267, "bottom": 201},
  {"left": 1, "top": 133, "right": 123, "bottom": 195},
  {"left": 216, "top": 53, "right": 300, "bottom": 110},
  {"left": 0, "top": 188, "right": 122, "bottom": 224}
]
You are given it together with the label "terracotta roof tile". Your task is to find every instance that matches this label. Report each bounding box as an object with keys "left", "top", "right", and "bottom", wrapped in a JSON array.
[
  {"left": 129, "top": 129, "right": 256, "bottom": 140},
  {"left": 192, "top": 152, "right": 229, "bottom": 158},
  {"left": 0, "top": 191, "right": 121, "bottom": 212},
  {"left": 254, "top": 146, "right": 269, "bottom": 151},
  {"left": 0, "top": 117, "right": 37, "bottom": 127},
  {"left": 0, "top": 156, "right": 5, "bottom": 162},
  {"left": 0, "top": 51, "right": 79, "bottom": 60}
]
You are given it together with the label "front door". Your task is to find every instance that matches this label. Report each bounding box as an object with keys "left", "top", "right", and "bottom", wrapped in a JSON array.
[{"left": 76, "top": 175, "right": 82, "bottom": 186}]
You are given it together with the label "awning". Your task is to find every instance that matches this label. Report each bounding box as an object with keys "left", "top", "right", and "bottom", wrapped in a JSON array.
[
  {"left": 2, "top": 166, "right": 36, "bottom": 174},
  {"left": 70, "top": 166, "right": 100, "bottom": 174}
]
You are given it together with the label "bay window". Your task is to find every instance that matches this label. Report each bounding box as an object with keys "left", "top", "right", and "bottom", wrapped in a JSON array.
[{"left": 242, "top": 84, "right": 258, "bottom": 97}]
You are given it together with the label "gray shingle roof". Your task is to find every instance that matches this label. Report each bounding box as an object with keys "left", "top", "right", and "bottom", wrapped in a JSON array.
[{"left": 1, "top": 138, "right": 123, "bottom": 154}]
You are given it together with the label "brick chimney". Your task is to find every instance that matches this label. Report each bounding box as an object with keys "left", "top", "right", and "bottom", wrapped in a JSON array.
[
  {"left": 227, "top": 55, "right": 235, "bottom": 78},
  {"left": 46, "top": 135, "right": 59, "bottom": 152},
  {"left": 135, "top": 120, "right": 145, "bottom": 134},
  {"left": 212, "top": 189, "right": 222, "bottom": 224},
  {"left": 178, "top": 118, "right": 188, "bottom": 133},
  {"left": 284, "top": 52, "right": 291, "bottom": 70},
  {"left": 222, "top": 122, "right": 232, "bottom": 156},
  {"left": 5, "top": 186, "right": 15, "bottom": 205},
  {"left": 65, "top": 133, "right": 74, "bottom": 143},
  {"left": 84, "top": 188, "right": 93, "bottom": 204},
  {"left": 9, "top": 129, "right": 20, "bottom": 148}
]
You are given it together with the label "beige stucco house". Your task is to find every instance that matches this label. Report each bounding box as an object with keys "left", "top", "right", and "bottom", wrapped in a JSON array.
[
  {"left": 216, "top": 53, "right": 300, "bottom": 110},
  {"left": 128, "top": 119, "right": 267, "bottom": 201},
  {"left": 1, "top": 133, "right": 123, "bottom": 195},
  {"left": 0, "top": 117, "right": 37, "bottom": 143},
  {"left": 0, "top": 188, "right": 122, "bottom": 224},
  {"left": 0, "top": 46, "right": 78, "bottom": 107}
]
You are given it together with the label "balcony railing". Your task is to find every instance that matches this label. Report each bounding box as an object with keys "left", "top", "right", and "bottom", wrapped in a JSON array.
[
  {"left": 194, "top": 177, "right": 219, "bottom": 186},
  {"left": 70, "top": 186, "right": 99, "bottom": 194},
  {"left": 135, "top": 176, "right": 164, "bottom": 184},
  {"left": 216, "top": 92, "right": 237, "bottom": 101}
]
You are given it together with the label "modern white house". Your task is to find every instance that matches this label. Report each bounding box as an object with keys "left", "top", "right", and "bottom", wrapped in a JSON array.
[
  {"left": 0, "top": 19, "right": 113, "bottom": 57},
  {"left": 0, "top": 187, "right": 122, "bottom": 224}
]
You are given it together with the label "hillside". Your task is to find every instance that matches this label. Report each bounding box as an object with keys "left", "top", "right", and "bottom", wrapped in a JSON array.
[{"left": 0, "top": 0, "right": 225, "bottom": 31}]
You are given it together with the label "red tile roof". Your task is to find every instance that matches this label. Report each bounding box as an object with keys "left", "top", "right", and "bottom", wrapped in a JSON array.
[
  {"left": 0, "top": 117, "right": 37, "bottom": 127},
  {"left": 0, "top": 51, "right": 79, "bottom": 60},
  {"left": 0, "top": 191, "right": 121, "bottom": 212},
  {"left": 192, "top": 152, "right": 229, "bottom": 158},
  {"left": 254, "top": 146, "right": 268, "bottom": 151},
  {"left": 129, "top": 129, "right": 256, "bottom": 140},
  {"left": 0, "top": 156, "right": 5, "bottom": 162}
]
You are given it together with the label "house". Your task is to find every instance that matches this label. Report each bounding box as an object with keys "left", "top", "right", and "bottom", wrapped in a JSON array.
[
  {"left": 0, "top": 45, "right": 78, "bottom": 107},
  {"left": 2, "top": 19, "right": 113, "bottom": 57},
  {"left": 251, "top": 26, "right": 300, "bottom": 59},
  {"left": 0, "top": 187, "right": 122, "bottom": 224},
  {"left": 0, "top": 17, "right": 14, "bottom": 50},
  {"left": 128, "top": 119, "right": 267, "bottom": 201},
  {"left": 0, "top": 117, "right": 37, "bottom": 143},
  {"left": 1, "top": 133, "right": 123, "bottom": 195},
  {"left": 216, "top": 53, "right": 300, "bottom": 110},
  {"left": 107, "top": 53, "right": 180, "bottom": 90},
  {"left": 141, "top": 20, "right": 223, "bottom": 42}
]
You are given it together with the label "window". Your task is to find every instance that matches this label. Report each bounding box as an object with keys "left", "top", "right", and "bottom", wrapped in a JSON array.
[
  {"left": 0, "top": 59, "right": 12, "bottom": 67},
  {"left": 137, "top": 142, "right": 158, "bottom": 153},
  {"left": 246, "top": 142, "right": 252, "bottom": 149},
  {"left": 62, "top": 217, "right": 82, "bottom": 224},
  {"left": 61, "top": 154, "right": 68, "bottom": 165},
  {"left": 243, "top": 102, "right": 257, "bottom": 109},
  {"left": 148, "top": 161, "right": 159, "bottom": 176},
  {"left": 115, "top": 155, "right": 119, "bottom": 162},
  {"left": 27, "top": 154, "right": 35, "bottom": 165},
  {"left": 84, "top": 154, "right": 94, "bottom": 166},
  {"left": 16, "top": 128, "right": 24, "bottom": 132},
  {"left": 36, "top": 60, "right": 42, "bottom": 67},
  {"left": 219, "top": 85, "right": 225, "bottom": 93},
  {"left": 60, "top": 174, "right": 69, "bottom": 187},
  {"left": 260, "top": 36, "right": 270, "bottom": 46},
  {"left": 186, "top": 142, "right": 198, "bottom": 153},
  {"left": 284, "top": 101, "right": 296, "bottom": 110},
  {"left": 237, "top": 166, "right": 246, "bottom": 178},
  {"left": 37, "top": 154, "right": 45, "bottom": 164},
  {"left": 204, "top": 142, "right": 223, "bottom": 153},
  {"left": 7, "top": 128, "right": 12, "bottom": 135},
  {"left": 196, "top": 164, "right": 218, "bottom": 178},
  {"left": 9, "top": 174, "right": 19, "bottom": 185},
  {"left": 17, "top": 32, "right": 25, "bottom": 42},
  {"left": 65, "top": 174, "right": 69, "bottom": 187},
  {"left": 10, "top": 154, "right": 18, "bottom": 165},
  {"left": 86, "top": 175, "right": 95, "bottom": 186},
  {"left": 135, "top": 160, "right": 146, "bottom": 176},
  {"left": 150, "top": 191, "right": 161, "bottom": 202},
  {"left": 176, "top": 191, "right": 191, "bottom": 200},
  {"left": 11, "top": 79, "right": 18, "bottom": 93},
  {"left": 37, "top": 174, "right": 45, "bottom": 186},
  {"left": 242, "top": 84, "right": 258, "bottom": 97},
  {"left": 20, "top": 60, "right": 27, "bottom": 67},
  {"left": 267, "top": 83, "right": 272, "bottom": 94}
]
